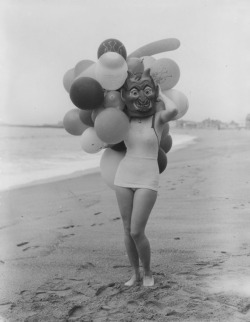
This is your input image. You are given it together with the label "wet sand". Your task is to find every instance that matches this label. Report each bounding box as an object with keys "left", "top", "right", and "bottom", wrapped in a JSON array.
[{"left": 1, "top": 128, "right": 250, "bottom": 322}]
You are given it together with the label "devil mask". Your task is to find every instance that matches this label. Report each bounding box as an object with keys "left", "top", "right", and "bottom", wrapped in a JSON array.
[{"left": 121, "top": 69, "right": 159, "bottom": 118}]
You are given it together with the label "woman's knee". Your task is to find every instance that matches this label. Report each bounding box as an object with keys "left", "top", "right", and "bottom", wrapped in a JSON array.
[
  {"left": 123, "top": 226, "right": 131, "bottom": 237},
  {"left": 130, "top": 229, "right": 144, "bottom": 241}
]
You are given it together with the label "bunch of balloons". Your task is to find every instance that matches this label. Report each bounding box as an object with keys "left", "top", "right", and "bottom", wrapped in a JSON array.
[{"left": 62, "top": 38, "right": 189, "bottom": 189}]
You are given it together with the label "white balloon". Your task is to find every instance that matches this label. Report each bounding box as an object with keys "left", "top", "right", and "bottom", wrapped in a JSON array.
[
  {"left": 162, "top": 89, "right": 189, "bottom": 120},
  {"left": 80, "top": 127, "right": 105, "bottom": 154},
  {"left": 75, "top": 63, "right": 97, "bottom": 80},
  {"left": 150, "top": 58, "right": 180, "bottom": 90},
  {"left": 63, "top": 69, "right": 75, "bottom": 93},
  {"left": 100, "top": 148, "right": 125, "bottom": 189},
  {"left": 95, "top": 52, "right": 128, "bottom": 90}
]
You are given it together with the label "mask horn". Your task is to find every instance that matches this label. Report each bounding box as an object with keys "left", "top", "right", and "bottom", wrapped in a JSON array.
[
  {"left": 143, "top": 68, "right": 151, "bottom": 77},
  {"left": 127, "top": 71, "right": 134, "bottom": 78}
]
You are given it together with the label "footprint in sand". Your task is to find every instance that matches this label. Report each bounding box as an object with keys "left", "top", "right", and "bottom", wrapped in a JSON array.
[
  {"left": 240, "top": 303, "right": 250, "bottom": 314},
  {"left": 146, "top": 299, "right": 165, "bottom": 310},
  {"left": 22, "top": 246, "right": 40, "bottom": 252},
  {"left": 17, "top": 242, "right": 29, "bottom": 247},
  {"left": 61, "top": 233, "right": 75, "bottom": 239},
  {"left": 68, "top": 305, "right": 85, "bottom": 320},
  {"left": 95, "top": 282, "right": 116, "bottom": 296},
  {"left": 93, "top": 212, "right": 102, "bottom": 216},
  {"left": 77, "top": 262, "right": 95, "bottom": 270},
  {"left": 112, "top": 217, "right": 120, "bottom": 221},
  {"left": 61, "top": 225, "right": 75, "bottom": 229},
  {"left": 127, "top": 300, "right": 139, "bottom": 312}
]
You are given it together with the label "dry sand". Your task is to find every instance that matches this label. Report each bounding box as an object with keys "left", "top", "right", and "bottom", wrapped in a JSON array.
[{"left": 0, "top": 128, "right": 250, "bottom": 322}]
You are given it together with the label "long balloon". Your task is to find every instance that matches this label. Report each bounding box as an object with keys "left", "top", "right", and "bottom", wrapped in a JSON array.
[{"left": 128, "top": 38, "right": 180, "bottom": 58}]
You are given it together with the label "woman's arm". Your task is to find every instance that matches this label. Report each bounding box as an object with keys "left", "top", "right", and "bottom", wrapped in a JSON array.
[{"left": 158, "top": 87, "right": 178, "bottom": 123}]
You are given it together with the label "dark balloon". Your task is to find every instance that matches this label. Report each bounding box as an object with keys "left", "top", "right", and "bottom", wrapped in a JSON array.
[
  {"left": 79, "top": 110, "right": 94, "bottom": 127},
  {"left": 158, "top": 148, "right": 168, "bottom": 174},
  {"left": 160, "top": 133, "right": 172, "bottom": 154},
  {"left": 97, "top": 38, "right": 127, "bottom": 60},
  {"left": 70, "top": 77, "right": 104, "bottom": 110},
  {"left": 110, "top": 141, "right": 127, "bottom": 152}
]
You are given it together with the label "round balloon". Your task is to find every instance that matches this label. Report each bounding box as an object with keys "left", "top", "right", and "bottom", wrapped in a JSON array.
[
  {"left": 95, "top": 52, "right": 128, "bottom": 90},
  {"left": 63, "top": 68, "right": 75, "bottom": 93},
  {"left": 80, "top": 127, "right": 105, "bottom": 154},
  {"left": 110, "top": 141, "right": 127, "bottom": 152},
  {"left": 79, "top": 110, "right": 94, "bottom": 127},
  {"left": 158, "top": 148, "right": 168, "bottom": 174},
  {"left": 100, "top": 148, "right": 126, "bottom": 189},
  {"left": 74, "top": 63, "right": 96, "bottom": 80},
  {"left": 141, "top": 56, "right": 156, "bottom": 70},
  {"left": 70, "top": 77, "right": 104, "bottom": 110},
  {"left": 63, "top": 109, "right": 89, "bottom": 136},
  {"left": 162, "top": 122, "right": 170, "bottom": 136},
  {"left": 91, "top": 106, "right": 105, "bottom": 122},
  {"left": 156, "top": 100, "right": 166, "bottom": 112},
  {"left": 162, "top": 89, "right": 189, "bottom": 120},
  {"left": 126, "top": 57, "right": 144, "bottom": 75},
  {"left": 95, "top": 108, "right": 129, "bottom": 144},
  {"left": 104, "top": 91, "right": 125, "bottom": 110},
  {"left": 150, "top": 58, "right": 180, "bottom": 90},
  {"left": 160, "top": 133, "right": 172, "bottom": 154},
  {"left": 97, "top": 38, "right": 127, "bottom": 60},
  {"left": 74, "top": 59, "right": 94, "bottom": 77}
]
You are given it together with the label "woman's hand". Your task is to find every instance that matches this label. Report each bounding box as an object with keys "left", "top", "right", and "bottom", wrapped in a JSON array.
[{"left": 158, "top": 87, "right": 178, "bottom": 123}]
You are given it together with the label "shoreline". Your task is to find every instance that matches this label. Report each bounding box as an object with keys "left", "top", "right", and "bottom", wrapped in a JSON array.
[
  {"left": 0, "top": 167, "right": 101, "bottom": 193},
  {"left": 1, "top": 128, "right": 250, "bottom": 321},
  {"left": 1, "top": 130, "right": 197, "bottom": 193}
]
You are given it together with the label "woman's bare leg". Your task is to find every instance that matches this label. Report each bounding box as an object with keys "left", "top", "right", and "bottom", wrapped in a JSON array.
[
  {"left": 130, "top": 188, "right": 157, "bottom": 286},
  {"left": 115, "top": 186, "right": 140, "bottom": 285}
]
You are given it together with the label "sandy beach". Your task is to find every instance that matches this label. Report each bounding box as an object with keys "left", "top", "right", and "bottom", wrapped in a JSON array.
[{"left": 1, "top": 128, "right": 250, "bottom": 322}]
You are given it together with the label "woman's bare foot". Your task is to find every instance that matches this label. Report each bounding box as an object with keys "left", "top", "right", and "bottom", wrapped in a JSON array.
[
  {"left": 124, "top": 273, "right": 141, "bottom": 286},
  {"left": 143, "top": 272, "right": 154, "bottom": 287}
]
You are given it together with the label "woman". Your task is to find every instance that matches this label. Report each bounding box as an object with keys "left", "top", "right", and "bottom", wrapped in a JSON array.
[{"left": 114, "top": 69, "right": 177, "bottom": 287}]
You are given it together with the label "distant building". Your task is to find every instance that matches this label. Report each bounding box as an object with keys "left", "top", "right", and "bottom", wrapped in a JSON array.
[
  {"left": 246, "top": 114, "right": 250, "bottom": 129},
  {"left": 174, "top": 118, "right": 240, "bottom": 130}
]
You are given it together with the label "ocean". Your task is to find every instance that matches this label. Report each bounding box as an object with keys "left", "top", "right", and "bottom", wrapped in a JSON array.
[{"left": 0, "top": 126, "right": 195, "bottom": 191}]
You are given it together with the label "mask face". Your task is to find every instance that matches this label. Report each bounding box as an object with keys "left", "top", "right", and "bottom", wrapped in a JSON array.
[{"left": 121, "top": 69, "right": 159, "bottom": 118}]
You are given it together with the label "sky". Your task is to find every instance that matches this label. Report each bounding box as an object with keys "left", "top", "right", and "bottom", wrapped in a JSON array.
[{"left": 0, "top": 0, "right": 250, "bottom": 125}]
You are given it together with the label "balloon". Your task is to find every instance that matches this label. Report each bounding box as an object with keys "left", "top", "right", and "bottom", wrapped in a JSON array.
[
  {"left": 79, "top": 110, "right": 94, "bottom": 127},
  {"left": 141, "top": 56, "right": 156, "bottom": 70},
  {"left": 63, "top": 68, "right": 75, "bottom": 93},
  {"left": 110, "top": 141, "right": 127, "bottom": 152},
  {"left": 160, "top": 133, "right": 172, "bottom": 154},
  {"left": 156, "top": 100, "right": 166, "bottom": 112},
  {"left": 74, "top": 63, "right": 96, "bottom": 80},
  {"left": 162, "top": 89, "right": 189, "bottom": 120},
  {"left": 162, "top": 122, "right": 170, "bottom": 136},
  {"left": 158, "top": 148, "right": 168, "bottom": 174},
  {"left": 150, "top": 58, "right": 180, "bottom": 90},
  {"left": 95, "top": 52, "right": 128, "bottom": 90},
  {"left": 94, "top": 108, "right": 129, "bottom": 144},
  {"left": 91, "top": 106, "right": 105, "bottom": 122},
  {"left": 104, "top": 91, "right": 125, "bottom": 110},
  {"left": 97, "top": 38, "right": 127, "bottom": 60},
  {"left": 100, "top": 148, "right": 126, "bottom": 189},
  {"left": 126, "top": 57, "right": 144, "bottom": 74},
  {"left": 63, "top": 109, "right": 89, "bottom": 136},
  {"left": 128, "top": 38, "right": 180, "bottom": 58},
  {"left": 74, "top": 59, "right": 94, "bottom": 77},
  {"left": 70, "top": 77, "right": 104, "bottom": 110},
  {"left": 80, "top": 127, "right": 105, "bottom": 154}
]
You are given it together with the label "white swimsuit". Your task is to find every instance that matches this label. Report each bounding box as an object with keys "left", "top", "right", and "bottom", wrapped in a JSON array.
[{"left": 114, "top": 114, "right": 161, "bottom": 191}]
